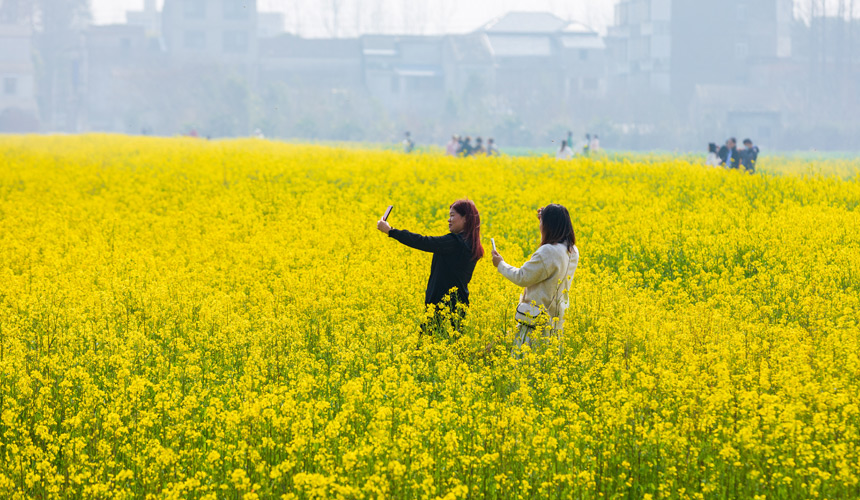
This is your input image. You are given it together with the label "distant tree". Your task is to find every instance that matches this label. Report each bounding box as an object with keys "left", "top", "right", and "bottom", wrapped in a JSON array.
[
  {"left": 324, "top": 0, "right": 348, "bottom": 37},
  {"left": 128, "top": 65, "right": 252, "bottom": 137},
  {"left": 20, "top": 0, "right": 92, "bottom": 130}
]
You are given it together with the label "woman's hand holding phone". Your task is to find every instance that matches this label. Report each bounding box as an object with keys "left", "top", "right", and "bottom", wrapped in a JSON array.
[
  {"left": 377, "top": 205, "right": 393, "bottom": 234},
  {"left": 491, "top": 248, "right": 504, "bottom": 267}
]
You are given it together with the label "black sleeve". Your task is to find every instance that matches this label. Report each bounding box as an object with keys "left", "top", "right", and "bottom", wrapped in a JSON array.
[{"left": 388, "top": 229, "right": 461, "bottom": 254}]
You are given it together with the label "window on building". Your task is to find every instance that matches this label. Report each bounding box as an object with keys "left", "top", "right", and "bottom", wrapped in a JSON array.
[
  {"left": 223, "top": 0, "right": 249, "bottom": 19},
  {"left": 3, "top": 77, "right": 17, "bottom": 96},
  {"left": 183, "top": 0, "right": 206, "bottom": 19},
  {"left": 222, "top": 31, "right": 249, "bottom": 53},
  {"left": 184, "top": 31, "right": 206, "bottom": 50}
]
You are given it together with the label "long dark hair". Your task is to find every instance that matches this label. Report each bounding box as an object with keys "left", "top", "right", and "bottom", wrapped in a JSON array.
[
  {"left": 540, "top": 204, "right": 576, "bottom": 252},
  {"left": 450, "top": 199, "right": 484, "bottom": 262}
]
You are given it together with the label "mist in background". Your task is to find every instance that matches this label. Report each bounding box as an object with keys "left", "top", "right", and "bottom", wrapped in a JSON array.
[{"left": 1, "top": 0, "right": 859, "bottom": 151}]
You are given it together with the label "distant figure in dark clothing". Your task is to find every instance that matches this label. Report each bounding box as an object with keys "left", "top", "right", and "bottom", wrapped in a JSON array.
[
  {"left": 377, "top": 200, "right": 485, "bottom": 336},
  {"left": 741, "top": 138, "right": 759, "bottom": 173},
  {"left": 474, "top": 137, "right": 486, "bottom": 155},
  {"left": 459, "top": 136, "right": 473, "bottom": 157},
  {"left": 722, "top": 138, "right": 740, "bottom": 169},
  {"left": 718, "top": 143, "right": 729, "bottom": 165}
]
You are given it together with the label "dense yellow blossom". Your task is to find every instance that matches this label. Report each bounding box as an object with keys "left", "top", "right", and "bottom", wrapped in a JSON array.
[{"left": 0, "top": 135, "right": 859, "bottom": 499}]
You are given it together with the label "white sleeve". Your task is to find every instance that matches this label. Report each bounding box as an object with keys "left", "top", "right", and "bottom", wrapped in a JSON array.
[{"left": 497, "top": 249, "right": 551, "bottom": 287}]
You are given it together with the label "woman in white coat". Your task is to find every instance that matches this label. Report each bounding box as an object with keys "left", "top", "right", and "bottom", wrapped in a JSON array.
[{"left": 491, "top": 204, "right": 579, "bottom": 350}]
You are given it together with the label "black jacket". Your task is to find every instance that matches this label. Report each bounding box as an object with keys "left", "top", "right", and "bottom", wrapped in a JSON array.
[
  {"left": 722, "top": 146, "right": 740, "bottom": 169},
  {"left": 388, "top": 229, "right": 476, "bottom": 306},
  {"left": 741, "top": 146, "right": 759, "bottom": 171}
]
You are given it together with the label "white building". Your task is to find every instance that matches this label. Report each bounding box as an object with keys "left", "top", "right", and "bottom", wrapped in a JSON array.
[{"left": 0, "top": 22, "right": 38, "bottom": 131}]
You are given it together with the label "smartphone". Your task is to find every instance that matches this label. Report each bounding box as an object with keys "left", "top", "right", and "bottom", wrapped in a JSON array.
[
  {"left": 491, "top": 238, "right": 497, "bottom": 252},
  {"left": 382, "top": 205, "right": 393, "bottom": 221}
]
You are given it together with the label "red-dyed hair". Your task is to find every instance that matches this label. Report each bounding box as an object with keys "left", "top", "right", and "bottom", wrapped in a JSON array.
[{"left": 450, "top": 199, "right": 484, "bottom": 262}]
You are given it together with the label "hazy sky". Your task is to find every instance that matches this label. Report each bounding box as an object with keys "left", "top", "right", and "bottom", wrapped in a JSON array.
[{"left": 90, "top": 0, "right": 620, "bottom": 35}]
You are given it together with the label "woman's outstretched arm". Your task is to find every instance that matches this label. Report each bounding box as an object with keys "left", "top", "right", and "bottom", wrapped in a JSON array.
[
  {"left": 378, "top": 219, "right": 460, "bottom": 254},
  {"left": 495, "top": 250, "right": 551, "bottom": 287},
  {"left": 388, "top": 229, "right": 460, "bottom": 254}
]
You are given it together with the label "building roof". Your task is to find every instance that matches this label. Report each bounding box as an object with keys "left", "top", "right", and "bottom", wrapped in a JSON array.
[
  {"left": 481, "top": 11, "right": 569, "bottom": 34},
  {"left": 447, "top": 33, "right": 493, "bottom": 63},
  {"left": 486, "top": 34, "right": 553, "bottom": 57},
  {"left": 562, "top": 21, "right": 598, "bottom": 34}
]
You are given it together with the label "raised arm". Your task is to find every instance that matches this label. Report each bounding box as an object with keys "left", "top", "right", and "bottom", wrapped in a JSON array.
[
  {"left": 388, "top": 229, "right": 460, "bottom": 254},
  {"left": 496, "top": 250, "right": 552, "bottom": 287}
]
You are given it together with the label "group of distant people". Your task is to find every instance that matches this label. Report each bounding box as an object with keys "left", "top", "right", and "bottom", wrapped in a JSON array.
[
  {"left": 402, "top": 131, "right": 500, "bottom": 157},
  {"left": 706, "top": 137, "right": 759, "bottom": 172},
  {"left": 445, "top": 135, "right": 500, "bottom": 157},
  {"left": 557, "top": 131, "right": 600, "bottom": 160}
]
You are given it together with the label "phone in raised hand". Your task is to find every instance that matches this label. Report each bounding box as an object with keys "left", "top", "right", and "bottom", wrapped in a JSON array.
[
  {"left": 491, "top": 238, "right": 497, "bottom": 252},
  {"left": 382, "top": 205, "right": 393, "bottom": 221}
]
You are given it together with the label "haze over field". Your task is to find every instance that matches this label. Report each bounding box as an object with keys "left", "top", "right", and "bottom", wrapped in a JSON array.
[
  {"left": 91, "top": 0, "right": 619, "bottom": 35},
  {"left": 2, "top": 0, "right": 859, "bottom": 150}
]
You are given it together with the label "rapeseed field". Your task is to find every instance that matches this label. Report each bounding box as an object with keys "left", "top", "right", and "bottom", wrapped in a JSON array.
[{"left": 1, "top": 135, "right": 859, "bottom": 499}]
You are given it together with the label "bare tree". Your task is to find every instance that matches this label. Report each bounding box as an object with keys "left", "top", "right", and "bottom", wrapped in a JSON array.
[
  {"left": 26, "top": 0, "right": 91, "bottom": 130},
  {"left": 324, "top": 0, "right": 348, "bottom": 37},
  {"left": 399, "top": 1, "right": 430, "bottom": 34},
  {"left": 356, "top": 0, "right": 385, "bottom": 34}
]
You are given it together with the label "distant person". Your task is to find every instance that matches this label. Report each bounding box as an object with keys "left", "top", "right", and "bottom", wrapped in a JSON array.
[
  {"left": 377, "top": 200, "right": 484, "bottom": 336},
  {"left": 460, "top": 136, "right": 473, "bottom": 157},
  {"left": 728, "top": 138, "right": 741, "bottom": 169},
  {"left": 487, "top": 138, "right": 500, "bottom": 156},
  {"left": 491, "top": 204, "right": 579, "bottom": 350},
  {"left": 741, "top": 138, "right": 759, "bottom": 173},
  {"left": 583, "top": 134, "right": 591, "bottom": 156},
  {"left": 590, "top": 134, "right": 600, "bottom": 153},
  {"left": 557, "top": 140, "right": 573, "bottom": 160},
  {"left": 403, "top": 131, "right": 415, "bottom": 153},
  {"left": 718, "top": 142, "right": 729, "bottom": 165},
  {"left": 446, "top": 135, "right": 460, "bottom": 156},
  {"left": 253, "top": 128, "right": 265, "bottom": 139},
  {"left": 567, "top": 130, "right": 573, "bottom": 147},
  {"left": 706, "top": 143, "right": 721, "bottom": 166},
  {"left": 722, "top": 138, "right": 740, "bottom": 169},
  {"left": 474, "top": 137, "right": 486, "bottom": 155}
]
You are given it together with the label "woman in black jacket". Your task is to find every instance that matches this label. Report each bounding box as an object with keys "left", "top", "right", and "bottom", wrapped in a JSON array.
[{"left": 377, "top": 199, "right": 484, "bottom": 335}]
